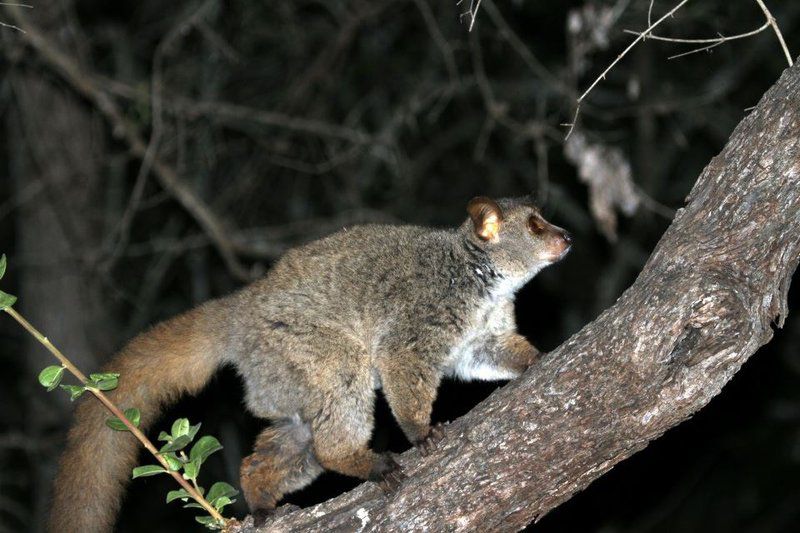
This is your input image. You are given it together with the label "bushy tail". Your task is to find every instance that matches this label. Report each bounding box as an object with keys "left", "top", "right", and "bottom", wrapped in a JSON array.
[{"left": 49, "top": 300, "right": 228, "bottom": 532}]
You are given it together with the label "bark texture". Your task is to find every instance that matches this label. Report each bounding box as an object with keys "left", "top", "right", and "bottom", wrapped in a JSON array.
[{"left": 238, "top": 60, "right": 800, "bottom": 533}]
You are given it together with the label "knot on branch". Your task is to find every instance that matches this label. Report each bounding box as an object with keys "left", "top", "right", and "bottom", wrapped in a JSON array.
[{"left": 656, "top": 281, "right": 758, "bottom": 412}]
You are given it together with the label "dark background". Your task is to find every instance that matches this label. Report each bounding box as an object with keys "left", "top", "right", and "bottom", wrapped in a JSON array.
[{"left": 0, "top": 1, "right": 798, "bottom": 531}]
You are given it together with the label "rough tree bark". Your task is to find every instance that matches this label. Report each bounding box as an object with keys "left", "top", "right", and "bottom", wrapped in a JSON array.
[{"left": 236, "top": 60, "right": 800, "bottom": 533}]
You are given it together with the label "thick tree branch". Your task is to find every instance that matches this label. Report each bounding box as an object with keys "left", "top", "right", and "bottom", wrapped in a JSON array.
[{"left": 236, "top": 60, "right": 800, "bottom": 532}]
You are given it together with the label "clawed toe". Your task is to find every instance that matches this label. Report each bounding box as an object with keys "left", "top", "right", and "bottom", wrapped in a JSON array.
[
  {"left": 252, "top": 508, "right": 273, "bottom": 527},
  {"left": 369, "top": 453, "right": 406, "bottom": 494},
  {"left": 416, "top": 422, "right": 446, "bottom": 456},
  {"left": 378, "top": 467, "right": 407, "bottom": 493}
]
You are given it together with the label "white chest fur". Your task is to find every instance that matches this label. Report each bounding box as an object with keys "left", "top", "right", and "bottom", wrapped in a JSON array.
[{"left": 445, "top": 277, "right": 523, "bottom": 382}]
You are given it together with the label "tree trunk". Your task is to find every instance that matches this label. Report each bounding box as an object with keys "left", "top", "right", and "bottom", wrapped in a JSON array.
[{"left": 239, "top": 59, "right": 800, "bottom": 533}]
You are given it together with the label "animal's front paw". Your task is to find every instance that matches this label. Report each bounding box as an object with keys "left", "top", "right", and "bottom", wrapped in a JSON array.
[
  {"left": 416, "top": 422, "right": 446, "bottom": 456},
  {"left": 369, "top": 453, "right": 406, "bottom": 494},
  {"left": 252, "top": 509, "right": 272, "bottom": 528}
]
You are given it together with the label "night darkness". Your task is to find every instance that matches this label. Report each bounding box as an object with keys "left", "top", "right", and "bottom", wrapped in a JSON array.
[{"left": 1, "top": 1, "right": 799, "bottom": 532}]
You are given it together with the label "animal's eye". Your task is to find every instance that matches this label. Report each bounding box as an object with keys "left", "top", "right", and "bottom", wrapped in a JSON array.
[{"left": 528, "top": 215, "right": 545, "bottom": 234}]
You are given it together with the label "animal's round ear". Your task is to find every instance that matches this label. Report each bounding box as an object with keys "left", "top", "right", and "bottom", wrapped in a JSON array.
[{"left": 467, "top": 196, "right": 504, "bottom": 241}]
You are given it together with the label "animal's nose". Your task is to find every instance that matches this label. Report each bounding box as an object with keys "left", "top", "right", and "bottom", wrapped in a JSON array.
[{"left": 561, "top": 231, "right": 572, "bottom": 245}]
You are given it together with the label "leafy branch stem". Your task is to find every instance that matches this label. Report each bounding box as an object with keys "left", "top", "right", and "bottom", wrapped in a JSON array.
[{"left": 1, "top": 306, "right": 226, "bottom": 526}]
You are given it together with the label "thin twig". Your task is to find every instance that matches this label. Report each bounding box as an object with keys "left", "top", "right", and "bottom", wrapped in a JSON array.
[
  {"left": 468, "top": 0, "right": 482, "bottom": 31},
  {"left": 2, "top": 307, "right": 227, "bottom": 526},
  {"left": 667, "top": 39, "right": 724, "bottom": 60},
  {"left": 754, "top": 0, "right": 793, "bottom": 66},
  {"left": 0, "top": 20, "right": 23, "bottom": 32},
  {"left": 627, "top": 1, "right": 792, "bottom": 65},
  {"left": 0, "top": 0, "right": 29, "bottom": 32},
  {"left": 457, "top": 0, "right": 483, "bottom": 32},
  {"left": 624, "top": 21, "right": 771, "bottom": 44},
  {"left": 562, "top": 105, "right": 581, "bottom": 142},
  {"left": 578, "top": 0, "right": 691, "bottom": 104},
  {"left": 565, "top": 0, "right": 691, "bottom": 139}
]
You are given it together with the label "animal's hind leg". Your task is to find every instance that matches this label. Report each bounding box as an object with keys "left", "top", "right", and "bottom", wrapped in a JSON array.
[
  {"left": 240, "top": 416, "right": 323, "bottom": 515},
  {"left": 273, "top": 326, "right": 400, "bottom": 485},
  {"left": 308, "top": 369, "right": 405, "bottom": 491}
]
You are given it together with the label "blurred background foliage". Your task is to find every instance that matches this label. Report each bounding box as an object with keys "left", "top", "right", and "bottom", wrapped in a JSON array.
[{"left": 0, "top": 0, "right": 798, "bottom": 531}]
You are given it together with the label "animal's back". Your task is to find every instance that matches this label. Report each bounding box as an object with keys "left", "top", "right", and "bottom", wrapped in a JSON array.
[{"left": 249, "top": 223, "right": 449, "bottom": 318}]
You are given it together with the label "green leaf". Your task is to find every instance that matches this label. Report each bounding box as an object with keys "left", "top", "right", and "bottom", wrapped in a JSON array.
[
  {"left": 182, "top": 458, "right": 200, "bottom": 481},
  {"left": 60, "top": 384, "right": 87, "bottom": 401},
  {"left": 0, "top": 256, "right": 15, "bottom": 309},
  {"left": 38, "top": 366, "right": 65, "bottom": 391},
  {"left": 157, "top": 431, "right": 172, "bottom": 442},
  {"left": 89, "top": 372, "right": 120, "bottom": 391},
  {"left": 166, "top": 488, "right": 192, "bottom": 504},
  {"left": 187, "top": 422, "right": 202, "bottom": 441},
  {"left": 206, "top": 482, "right": 238, "bottom": 504},
  {"left": 183, "top": 502, "right": 205, "bottom": 510},
  {"left": 195, "top": 516, "right": 223, "bottom": 529},
  {"left": 132, "top": 465, "right": 167, "bottom": 479},
  {"left": 92, "top": 378, "right": 118, "bottom": 391},
  {"left": 89, "top": 372, "right": 120, "bottom": 382},
  {"left": 105, "top": 418, "right": 127, "bottom": 431},
  {"left": 162, "top": 452, "right": 183, "bottom": 471},
  {"left": 105, "top": 408, "right": 140, "bottom": 431},
  {"left": 189, "top": 436, "right": 222, "bottom": 465},
  {"left": 171, "top": 418, "right": 190, "bottom": 438},
  {"left": 212, "top": 496, "right": 234, "bottom": 511},
  {"left": 159, "top": 434, "right": 192, "bottom": 454},
  {"left": 125, "top": 407, "right": 141, "bottom": 427},
  {"left": 0, "top": 290, "right": 16, "bottom": 310}
]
